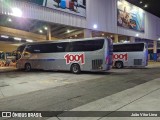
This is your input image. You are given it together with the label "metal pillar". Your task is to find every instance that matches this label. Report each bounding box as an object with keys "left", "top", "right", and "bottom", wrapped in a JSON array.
[
  {"left": 153, "top": 40, "right": 157, "bottom": 61},
  {"left": 46, "top": 26, "right": 51, "bottom": 40},
  {"left": 114, "top": 35, "right": 118, "bottom": 43},
  {"left": 84, "top": 29, "right": 92, "bottom": 38},
  {"left": 130, "top": 37, "right": 135, "bottom": 43}
]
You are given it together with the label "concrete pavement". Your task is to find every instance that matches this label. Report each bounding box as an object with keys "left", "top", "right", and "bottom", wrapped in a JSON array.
[
  {"left": 0, "top": 66, "right": 16, "bottom": 72},
  {"left": 52, "top": 78, "right": 160, "bottom": 120},
  {"left": 1, "top": 62, "right": 160, "bottom": 120}
]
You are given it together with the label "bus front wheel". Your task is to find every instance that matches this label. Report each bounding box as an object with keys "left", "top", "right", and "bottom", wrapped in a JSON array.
[
  {"left": 25, "top": 63, "right": 31, "bottom": 71},
  {"left": 71, "top": 64, "right": 81, "bottom": 74},
  {"left": 115, "top": 61, "right": 123, "bottom": 69}
]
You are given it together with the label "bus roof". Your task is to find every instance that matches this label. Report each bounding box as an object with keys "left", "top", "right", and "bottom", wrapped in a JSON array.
[
  {"left": 113, "top": 42, "right": 145, "bottom": 45},
  {"left": 20, "top": 37, "right": 109, "bottom": 46}
]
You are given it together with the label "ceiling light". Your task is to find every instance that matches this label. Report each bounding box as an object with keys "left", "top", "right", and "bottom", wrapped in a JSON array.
[
  {"left": 102, "top": 33, "right": 104, "bottom": 36},
  {"left": 11, "top": 8, "right": 22, "bottom": 17},
  {"left": 136, "top": 34, "right": 139, "bottom": 37},
  {"left": 14, "top": 37, "right": 21, "bottom": 41},
  {"left": 93, "top": 24, "right": 98, "bottom": 29},
  {"left": 26, "top": 39, "right": 33, "bottom": 42},
  {"left": 75, "top": 35, "right": 77, "bottom": 37},
  {"left": 8, "top": 18, "right": 12, "bottom": 22},
  {"left": 67, "top": 30, "right": 71, "bottom": 33},
  {"left": 140, "top": 1, "right": 142, "bottom": 4},
  {"left": 39, "top": 30, "right": 43, "bottom": 33},
  {"left": 144, "top": 4, "right": 148, "bottom": 8},
  {"left": 44, "top": 27, "right": 48, "bottom": 30},
  {"left": 1, "top": 35, "right": 9, "bottom": 38},
  {"left": 158, "top": 38, "right": 160, "bottom": 41}
]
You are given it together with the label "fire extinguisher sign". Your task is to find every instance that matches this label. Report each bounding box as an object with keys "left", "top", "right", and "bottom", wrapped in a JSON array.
[{"left": 64, "top": 53, "right": 85, "bottom": 65}]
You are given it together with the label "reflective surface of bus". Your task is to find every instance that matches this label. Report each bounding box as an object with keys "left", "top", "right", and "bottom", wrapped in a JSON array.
[
  {"left": 113, "top": 42, "right": 148, "bottom": 68},
  {"left": 16, "top": 37, "right": 113, "bottom": 73}
]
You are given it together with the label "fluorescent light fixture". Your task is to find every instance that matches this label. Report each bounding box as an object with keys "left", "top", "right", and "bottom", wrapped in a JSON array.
[
  {"left": 39, "top": 30, "right": 43, "bottom": 33},
  {"left": 26, "top": 39, "right": 33, "bottom": 42},
  {"left": 93, "top": 24, "right": 98, "bottom": 29},
  {"left": 67, "top": 30, "right": 71, "bottom": 33},
  {"left": 144, "top": 4, "right": 148, "bottom": 8},
  {"left": 44, "top": 27, "right": 48, "bottom": 30},
  {"left": 136, "top": 34, "right": 139, "bottom": 37},
  {"left": 1, "top": 35, "right": 9, "bottom": 38},
  {"left": 11, "top": 8, "right": 22, "bottom": 17},
  {"left": 8, "top": 18, "right": 12, "bottom": 22},
  {"left": 14, "top": 37, "right": 21, "bottom": 41}
]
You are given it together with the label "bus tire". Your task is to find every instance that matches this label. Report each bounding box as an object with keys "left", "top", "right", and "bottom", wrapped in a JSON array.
[
  {"left": 71, "top": 64, "right": 81, "bottom": 74},
  {"left": 115, "top": 61, "right": 123, "bottom": 69},
  {"left": 25, "top": 63, "right": 31, "bottom": 72}
]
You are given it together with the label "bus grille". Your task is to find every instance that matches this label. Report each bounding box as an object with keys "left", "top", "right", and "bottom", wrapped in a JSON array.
[
  {"left": 134, "top": 59, "right": 142, "bottom": 65},
  {"left": 92, "top": 59, "right": 103, "bottom": 70}
]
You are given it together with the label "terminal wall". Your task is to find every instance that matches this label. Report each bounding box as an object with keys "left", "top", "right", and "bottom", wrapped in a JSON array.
[
  {"left": 0, "top": 0, "right": 160, "bottom": 40},
  {"left": 86, "top": 0, "right": 160, "bottom": 40},
  {"left": 0, "top": 0, "right": 86, "bottom": 28}
]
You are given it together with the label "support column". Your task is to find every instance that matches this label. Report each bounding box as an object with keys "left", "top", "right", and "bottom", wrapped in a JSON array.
[
  {"left": 46, "top": 26, "right": 51, "bottom": 40},
  {"left": 84, "top": 29, "right": 92, "bottom": 38},
  {"left": 130, "top": 36, "right": 135, "bottom": 43},
  {"left": 114, "top": 35, "right": 118, "bottom": 43},
  {"left": 153, "top": 40, "right": 157, "bottom": 61}
]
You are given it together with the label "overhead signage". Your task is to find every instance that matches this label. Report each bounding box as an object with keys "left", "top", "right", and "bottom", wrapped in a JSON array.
[
  {"left": 117, "top": 0, "right": 145, "bottom": 32},
  {"left": 24, "top": 0, "right": 86, "bottom": 17}
]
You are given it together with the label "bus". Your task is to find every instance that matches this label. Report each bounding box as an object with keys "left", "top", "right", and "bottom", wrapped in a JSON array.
[
  {"left": 16, "top": 37, "right": 113, "bottom": 73},
  {"left": 113, "top": 42, "right": 148, "bottom": 68}
]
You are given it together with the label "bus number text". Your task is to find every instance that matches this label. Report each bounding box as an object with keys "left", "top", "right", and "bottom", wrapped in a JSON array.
[
  {"left": 64, "top": 53, "right": 85, "bottom": 65},
  {"left": 113, "top": 53, "right": 128, "bottom": 61}
]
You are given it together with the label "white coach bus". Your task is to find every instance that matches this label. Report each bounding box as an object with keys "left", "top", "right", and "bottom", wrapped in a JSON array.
[
  {"left": 16, "top": 37, "right": 113, "bottom": 74},
  {"left": 113, "top": 42, "right": 148, "bottom": 68}
]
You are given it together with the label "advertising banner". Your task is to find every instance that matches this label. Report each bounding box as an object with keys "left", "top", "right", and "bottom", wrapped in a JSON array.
[
  {"left": 117, "top": 0, "right": 145, "bottom": 32},
  {"left": 23, "top": 0, "right": 86, "bottom": 17}
]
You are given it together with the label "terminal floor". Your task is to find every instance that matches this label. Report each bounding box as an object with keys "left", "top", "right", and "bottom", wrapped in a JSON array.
[{"left": 0, "top": 62, "right": 160, "bottom": 120}]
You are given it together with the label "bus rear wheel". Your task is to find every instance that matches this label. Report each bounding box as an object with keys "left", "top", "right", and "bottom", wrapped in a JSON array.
[
  {"left": 115, "top": 61, "right": 123, "bottom": 69},
  {"left": 71, "top": 64, "right": 81, "bottom": 74},
  {"left": 25, "top": 63, "right": 31, "bottom": 71}
]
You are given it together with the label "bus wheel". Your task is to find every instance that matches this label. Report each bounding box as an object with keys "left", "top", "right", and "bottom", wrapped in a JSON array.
[
  {"left": 71, "top": 64, "right": 81, "bottom": 74},
  {"left": 25, "top": 63, "right": 31, "bottom": 71},
  {"left": 115, "top": 61, "right": 123, "bottom": 69}
]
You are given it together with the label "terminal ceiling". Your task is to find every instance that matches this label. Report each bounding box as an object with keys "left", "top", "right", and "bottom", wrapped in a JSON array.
[
  {"left": 0, "top": 14, "right": 84, "bottom": 40},
  {"left": 0, "top": 14, "right": 114, "bottom": 42}
]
